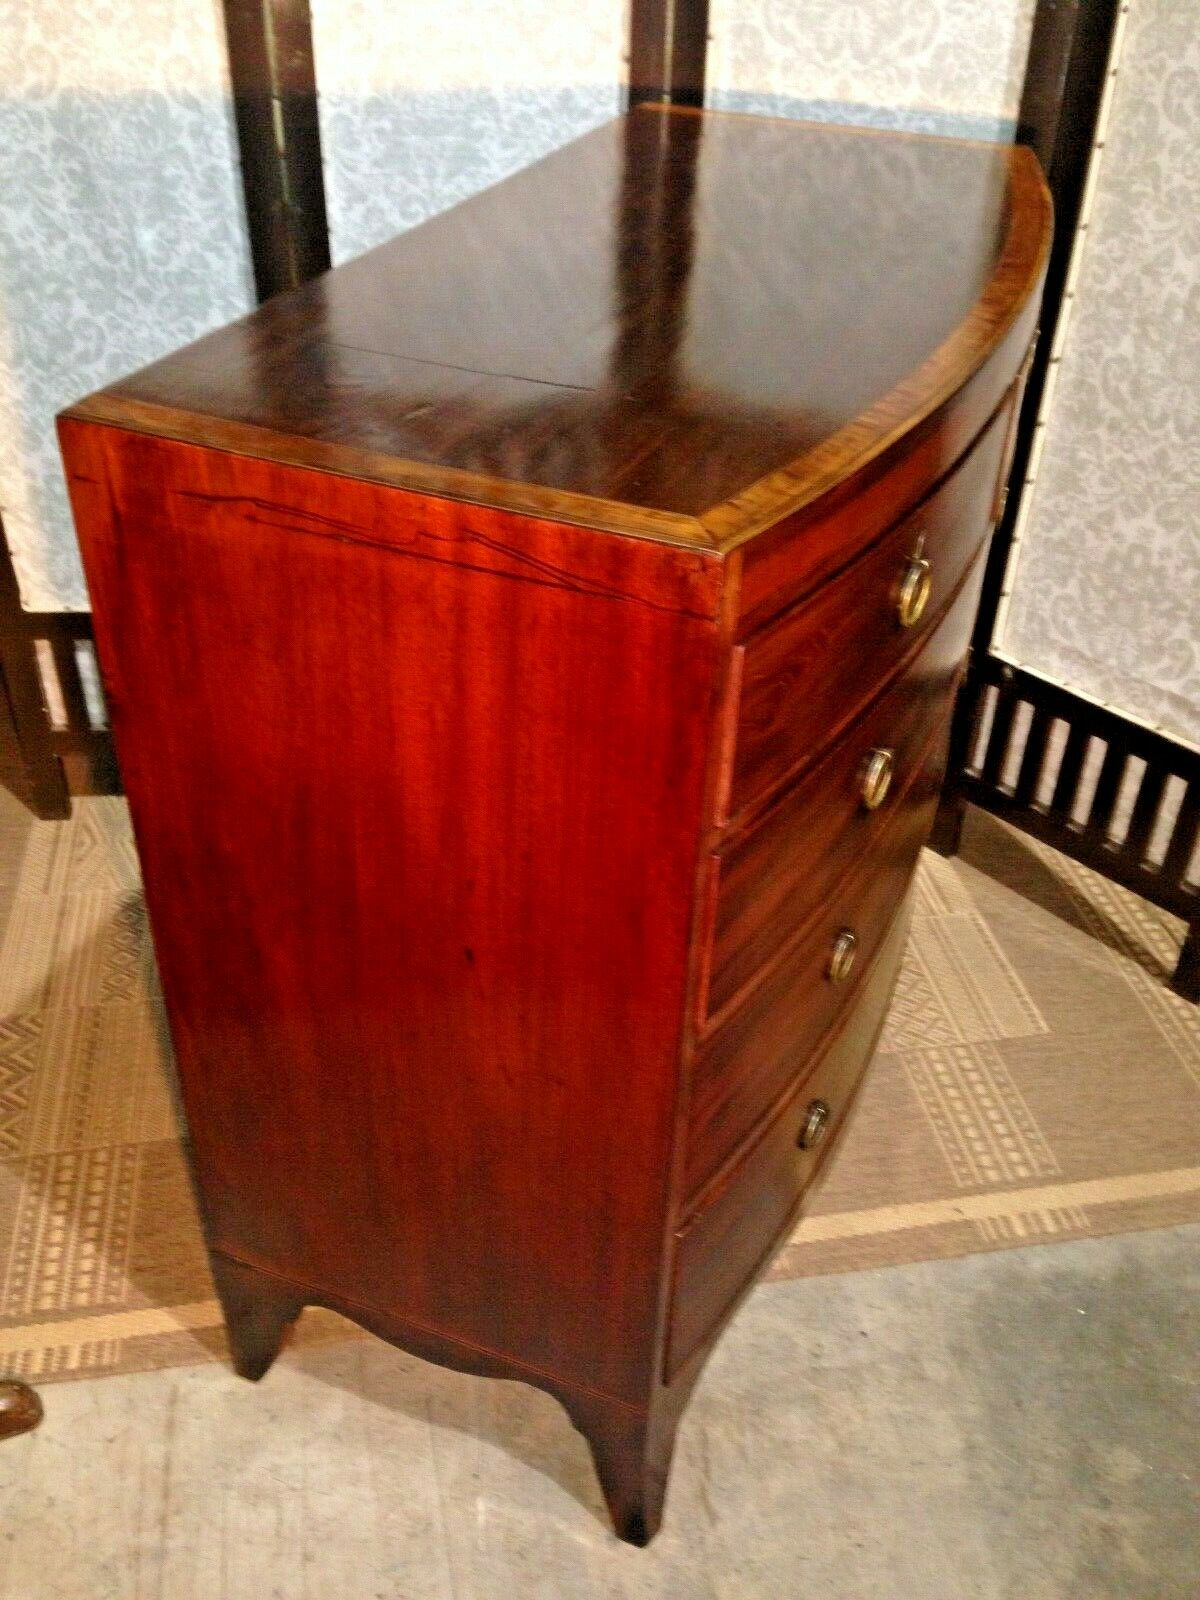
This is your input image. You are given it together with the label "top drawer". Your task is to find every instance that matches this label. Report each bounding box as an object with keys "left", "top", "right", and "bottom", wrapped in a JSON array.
[{"left": 724, "top": 402, "right": 1009, "bottom": 822}]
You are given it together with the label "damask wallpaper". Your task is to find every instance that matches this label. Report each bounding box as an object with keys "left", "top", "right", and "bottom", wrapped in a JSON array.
[
  {"left": 0, "top": 0, "right": 255, "bottom": 610},
  {"left": 1000, "top": 0, "right": 1200, "bottom": 747},
  {"left": 311, "top": 0, "right": 626, "bottom": 265},
  {"left": 705, "top": 0, "right": 1035, "bottom": 139}
]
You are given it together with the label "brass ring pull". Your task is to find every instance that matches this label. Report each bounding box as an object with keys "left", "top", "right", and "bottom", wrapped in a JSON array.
[
  {"left": 896, "top": 556, "right": 932, "bottom": 628},
  {"left": 859, "top": 747, "right": 894, "bottom": 810},
  {"left": 797, "top": 1099, "right": 831, "bottom": 1151},
  {"left": 828, "top": 929, "right": 858, "bottom": 983}
]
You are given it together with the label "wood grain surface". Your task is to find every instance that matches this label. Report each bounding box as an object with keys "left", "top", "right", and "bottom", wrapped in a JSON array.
[
  {"left": 669, "top": 902, "right": 912, "bottom": 1377},
  {"left": 61, "top": 420, "right": 722, "bottom": 1412},
  {"left": 725, "top": 408, "right": 1007, "bottom": 821},
  {"left": 687, "top": 736, "right": 950, "bottom": 1200},
  {"left": 705, "top": 570, "right": 981, "bottom": 1018},
  {"left": 64, "top": 108, "right": 1049, "bottom": 553}
]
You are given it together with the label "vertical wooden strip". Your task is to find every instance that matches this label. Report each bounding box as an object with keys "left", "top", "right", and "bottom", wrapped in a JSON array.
[
  {"left": 1086, "top": 739, "right": 1126, "bottom": 837},
  {"left": 1048, "top": 723, "right": 1089, "bottom": 820},
  {"left": 981, "top": 685, "right": 1018, "bottom": 789},
  {"left": 929, "top": 670, "right": 982, "bottom": 857},
  {"left": 0, "top": 523, "right": 70, "bottom": 818},
  {"left": 1013, "top": 703, "right": 1053, "bottom": 806},
  {"left": 48, "top": 634, "right": 93, "bottom": 733},
  {"left": 221, "top": 0, "right": 331, "bottom": 300},
  {"left": 628, "top": 0, "right": 710, "bottom": 110},
  {"left": 1122, "top": 763, "right": 1168, "bottom": 864},
  {"left": 628, "top": 0, "right": 670, "bottom": 107},
  {"left": 965, "top": 684, "right": 996, "bottom": 774},
  {"left": 951, "top": 673, "right": 987, "bottom": 772},
  {"left": 1161, "top": 781, "right": 1200, "bottom": 887},
  {"left": 1016, "top": 0, "right": 1084, "bottom": 168},
  {"left": 669, "top": 0, "right": 710, "bottom": 110},
  {"left": 968, "top": 0, "right": 1121, "bottom": 654},
  {"left": 270, "top": 0, "right": 331, "bottom": 277}
]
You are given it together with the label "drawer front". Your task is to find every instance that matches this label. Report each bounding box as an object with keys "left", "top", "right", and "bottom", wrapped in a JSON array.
[
  {"left": 726, "top": 404, "right": 1007, "bottom": 821},
  {"left": 737, "top": 365, "right": 1030, "bottom": 633},
  {"left": 704, "top": 555, "right": 980, "bottom": 1020},
  {"left": 668, "top": 902, "right": 910, "bottom": 1380},
  {"left": 687, "top": 720, "right": 947, "bottom": 1200}
]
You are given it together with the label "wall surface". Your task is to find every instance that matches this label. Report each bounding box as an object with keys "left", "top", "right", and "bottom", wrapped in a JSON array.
[
  {"left": 999, "top": 0, "right": 1200, "bottom": 747},
  {"left": 0, "top": 0, "right": 254, "bottom": 610},
  {"left": 311, "top": 0, "right": 627, "bottom": 265},
  {"left": 706, "top": 0, "right": 1035, "bottom": 139}
]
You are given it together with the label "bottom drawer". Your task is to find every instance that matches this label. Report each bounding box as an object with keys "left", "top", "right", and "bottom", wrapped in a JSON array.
[{"left": 666, "top": 901, "right": 910, "bottom": 1381}]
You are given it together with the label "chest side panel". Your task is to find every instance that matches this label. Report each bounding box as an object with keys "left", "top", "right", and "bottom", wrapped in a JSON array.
[{"left": 61, "top": 420, "right": 724, "bottom": 1405}]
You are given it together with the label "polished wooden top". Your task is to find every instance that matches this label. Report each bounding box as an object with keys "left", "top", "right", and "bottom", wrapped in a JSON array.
[{"left": 66, "top": 106, "right": 1051, "bottom": 551}]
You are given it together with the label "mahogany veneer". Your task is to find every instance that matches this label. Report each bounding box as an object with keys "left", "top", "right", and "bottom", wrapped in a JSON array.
[{"left": 58, "top": 106, "right": 1050, "bottom": 1544}]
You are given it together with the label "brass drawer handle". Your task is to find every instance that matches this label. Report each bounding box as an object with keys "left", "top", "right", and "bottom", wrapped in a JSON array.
[
  {"left": 828, "top": 928, "right": 858, "bottom": 983},
  {"left": 896, "top": 555, "right": 932, "bottom": 628},
  {"left": 797, "top": 1099, "right": 831, "bottom": 1150},
  {"left": 859, "top": 747, "right": 894, "bottom": 810}
]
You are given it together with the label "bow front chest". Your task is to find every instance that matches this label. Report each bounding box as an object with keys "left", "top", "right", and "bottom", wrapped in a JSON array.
[{"left": 59, "top": 107, "right": 1050, "bottom": 1544}]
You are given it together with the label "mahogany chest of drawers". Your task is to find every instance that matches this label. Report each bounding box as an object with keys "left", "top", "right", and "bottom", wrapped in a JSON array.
[{"left": 59, "top": 107, "right": 1050, "bottom": 1544}]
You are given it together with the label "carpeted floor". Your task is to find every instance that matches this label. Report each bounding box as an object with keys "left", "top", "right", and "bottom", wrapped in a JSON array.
[{"left": 0, "top": 788, "right": 1196, "bottom": 1383}]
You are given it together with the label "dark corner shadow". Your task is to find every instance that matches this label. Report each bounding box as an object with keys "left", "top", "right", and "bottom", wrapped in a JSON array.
[{"left": 953, "top": 805, "right": 1185, "bottom": 990}]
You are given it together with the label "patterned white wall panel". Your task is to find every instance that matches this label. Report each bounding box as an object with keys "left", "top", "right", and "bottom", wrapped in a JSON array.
[
  {"left": 312, "top": 0, "right": 627, "bottom": 265},
  {"left": 0, "top": 0, "right": 255, "bottom": 610},
  {"left": 706, "top": 0, "right": 1035, "bottom": 137},
  {"left": 1000, "top": 0, "right": 1200, "bottom": 747}
]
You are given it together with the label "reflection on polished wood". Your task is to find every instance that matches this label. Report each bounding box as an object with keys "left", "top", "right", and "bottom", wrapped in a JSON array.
[
  {"left": 66, "top": 107, "right": 1049, "bottom": 551},
  {"left": 60, "top": 108, "right": 1050, "bottom": 1545}
]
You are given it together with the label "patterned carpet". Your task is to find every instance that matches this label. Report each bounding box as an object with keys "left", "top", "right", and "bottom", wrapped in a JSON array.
[{"left": 0, "top": 790, "right": 1196, "bottom": 1383}]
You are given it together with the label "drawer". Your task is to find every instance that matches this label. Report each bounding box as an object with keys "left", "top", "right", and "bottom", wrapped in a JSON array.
[
  {"left": 703, "top": 555, "right": 980, "bottom": 1020},
  {"left": 667, "top": 901, "right": 911, "bottom": 1380},
  {"left": 725, "top": 403, "right": 1008, "bottom": 821},
  {"left": 687, "top": 720, "right": 947, "bottom": 1199},
  {"left": 737, "top": 371, "right": 1029, "bottom": 633}
]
